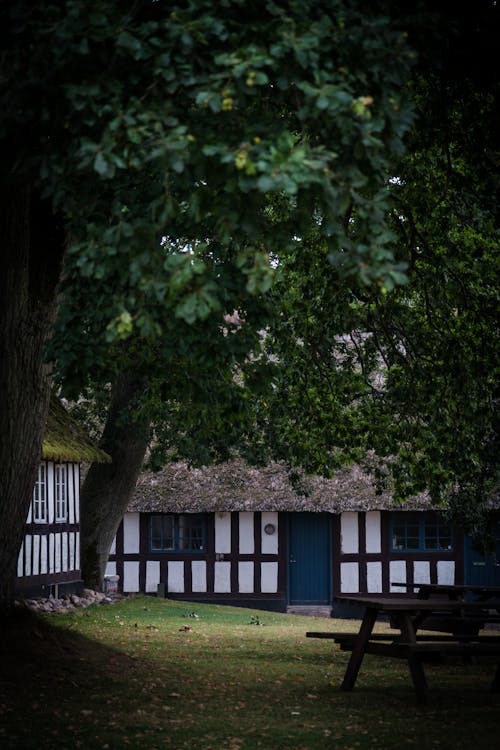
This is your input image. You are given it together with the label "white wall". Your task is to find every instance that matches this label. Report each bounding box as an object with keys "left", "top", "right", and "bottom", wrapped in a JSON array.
[
  {"left": 341, "top": 512, "right": 358, "bottom": 554},
  {"left": 238, "top": 561, "right": 254, "bottom": 593},
  {"left": 261, "top": 513, "right": 279, "bottom": 554},
  {"left": 215, "top": 513, "right": 231, "bottom": 554},
  {"left": 123, "top": 513, "right": 140, "bottom": 554},
  {"left": 261, "top": 562, "right": 278, "bottom": 593},
  {"left": 340, "top": 562, "right": 359, "bottom": 593},
  {"left": 365, "top": 511, "right": 381, "bottom": 553},
  {"left": 437, "top": 560, "right": 455, "bottom": 585},
  {"left": 389, "top": 560, "right": 407, "bottom": 591},
  {"left": 214, "top": 561, "right": 231, "bottom": 593},
  {"left": 105, "top": 561, "right": 117, "bottom": 577},
  {"left": 239, "top": 513, "right": 254, "bottom": 554},
  {"left": 192, "top": 561, "right": 207, "bottom": 592},
  {"left": 123, "top": 561, "right": 140, "bottom": 592},
  {"left": 146, "top": 560, "right": 160, "bottom": 593},
  {"left": 366, "top": 561, "right": 383, "bottom": 593},
  {"left": 167, "top": 561, "right": 185, "bottom": 593},
  {"left": 413, "top": 561, "right": 431, "bottom": 585}
]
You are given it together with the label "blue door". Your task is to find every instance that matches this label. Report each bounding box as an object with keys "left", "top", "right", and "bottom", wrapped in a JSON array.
[
  {"left": 464, "top": 521, "right": 500, "bottom": 587},
  {"left": 288, "top": 513, "right": 331, "bottom": 605}
]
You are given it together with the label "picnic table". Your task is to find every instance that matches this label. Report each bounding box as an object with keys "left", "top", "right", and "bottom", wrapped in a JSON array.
[
  {"left": 391, "top": 582, "right": 500, "bottom": 601},
  {"left": 307, "top": 594, "right": 500, "bottom": 704},
  {"left": 390, "top": 584, "right": 500, "bottom": 632}
]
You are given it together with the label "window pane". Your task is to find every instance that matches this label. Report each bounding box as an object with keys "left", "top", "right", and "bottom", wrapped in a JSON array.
[
  {"left": 55, "top": 465, "right": 67, "bottom": 521},
  {"left": 150, "top": 514, "right": 205, "bottom": 552},
  {"left": 33, "top": 464, "right": 47, "bottom": 522},
  {"left": 424, "top": 536, "right": 438, "bottom": 550},
  {"left": 178, "top": 515, "right": 205, "bottom": 551},
  {"left": 406, "top": 534, "right": 420, "bottom": 550},
  {"left": 392, "top": 526, "right": 406, "bottom": 550},
  {"left": 391, "top": 514, "right": 421, "bottom": 551},
  {"left": 162, "top": 516, "right": 175, "bottom": 549},
  {"left": 150, "top": 517, "right": 163, "bottom": 550},
  {"left": 424, "top": 517, "right": 453, "bottom": 550},
  {"left": 151, "top": 516, "right": 174, "bottom": 550},
  {"left": 439, "top": 534, "right": 452, "bottom": 550}
]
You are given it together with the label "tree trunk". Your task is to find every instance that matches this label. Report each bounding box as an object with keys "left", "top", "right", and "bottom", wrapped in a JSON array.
[
  {"left": 0, "top": 183, "right": 65, "bottom": 610},
  {"left": 80, "top": 371, "right": 151, "bottom": 590}
]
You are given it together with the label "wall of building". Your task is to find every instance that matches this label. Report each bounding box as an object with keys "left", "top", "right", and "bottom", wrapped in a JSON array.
[
  {"left": 17, "top": 461, "right": 83, "bottom": 596},
  {"left": 108, "top": 509, "right": 463, "bottom": 611},
  {"left": 107, "top": 511, "right": 286, "bottom": 608},
  {"left": 334, "top": 511, "right": 462, "bottom": 599}
]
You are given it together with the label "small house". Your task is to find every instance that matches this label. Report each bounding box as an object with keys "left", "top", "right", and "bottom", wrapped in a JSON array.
[
  {"left": 16, "top": 397, "right": 110, "bottom": 598},
  {"left": 106, "top": 459, "right": 499, "bottom": 614}
]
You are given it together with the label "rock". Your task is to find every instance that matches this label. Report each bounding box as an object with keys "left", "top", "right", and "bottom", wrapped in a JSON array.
[{"left": 17, "top": 588, "right": 124, "bottom": 614}]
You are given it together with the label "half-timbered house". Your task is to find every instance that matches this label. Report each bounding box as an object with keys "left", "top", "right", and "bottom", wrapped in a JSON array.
[
  {"left": 106, "top": 459, "right": 500, "bottom": 614},
  {"left": 16, "top": 397, "right": 110, "bottom": 598}
]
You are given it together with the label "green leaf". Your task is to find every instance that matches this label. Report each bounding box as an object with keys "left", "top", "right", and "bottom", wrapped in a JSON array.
[{"left": 93, "top": 152, "right": 109, "bottom": 177}]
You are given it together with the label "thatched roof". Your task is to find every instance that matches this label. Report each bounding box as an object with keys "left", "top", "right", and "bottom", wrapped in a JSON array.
[
  {"left": 129, "top": 458, "right": 432, "bottom": 514},
  {"left": 42, "top": 397, "right": 111, "bottom": 464}
]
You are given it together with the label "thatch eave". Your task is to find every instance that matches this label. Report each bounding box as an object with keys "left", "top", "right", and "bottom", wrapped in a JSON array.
[
  {"left": 42, "top": 397, "right": 111, "bottom": 464},
  {"left": 129, "top": 459, "right": 433, "bottom": 514}
]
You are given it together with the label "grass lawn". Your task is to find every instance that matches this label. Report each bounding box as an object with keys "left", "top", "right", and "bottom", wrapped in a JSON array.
[{"left": 1, "top": 596, "right": 498, "bottom": 750}]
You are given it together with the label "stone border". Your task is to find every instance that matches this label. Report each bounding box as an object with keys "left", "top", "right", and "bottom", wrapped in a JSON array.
[{"left": 16, "top": 588, "right": 126, "bottom": 613}]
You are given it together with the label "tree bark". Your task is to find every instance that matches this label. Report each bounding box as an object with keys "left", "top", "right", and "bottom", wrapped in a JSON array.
[
  {"left": 0, "top": 183, "right": 65, "bottom": 609},
  {"left": 80, "top": 371, "right": 151, "bottom": 590}
]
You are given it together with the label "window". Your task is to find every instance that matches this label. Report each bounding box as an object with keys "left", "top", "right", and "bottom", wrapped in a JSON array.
[
  {"left": 33, "top": 464, "right": 47, "bottom": 522},
  {"left": 55, "top": 464, "right": 67, "bottom": 521},
  {"left": 391, "top": 512, "right": 453, "bottom": 552},
  {"left": 150, "top": 514, "right": 205, "bottom": 552}
]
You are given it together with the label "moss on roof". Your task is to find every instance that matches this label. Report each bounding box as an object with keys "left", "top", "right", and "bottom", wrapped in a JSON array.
[{"left": 42, "top": 397, "right": 111, "bottom": 464}]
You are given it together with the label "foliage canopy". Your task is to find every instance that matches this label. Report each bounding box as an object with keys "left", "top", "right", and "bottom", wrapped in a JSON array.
[
  {"left": 1, "top": 2, "right": 498, "bottom": 585},
  {"left": 3, "top": 1, "right": 415, "bottom": 349}
]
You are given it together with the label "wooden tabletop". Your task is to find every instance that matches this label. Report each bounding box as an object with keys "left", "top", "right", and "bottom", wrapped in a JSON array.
[
  {"left": 391, "top": 582, "right": 500, "bottom": 596},
  {"left": 333, "top": 595, "right": 488, "bottom": 612}
]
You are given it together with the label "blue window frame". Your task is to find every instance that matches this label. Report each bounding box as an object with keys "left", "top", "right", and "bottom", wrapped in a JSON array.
[
  {"left": 390, "top": 512, "right": 453, "bottom": 552},
  {"left": 150, "top": 514, "right": 206, "bottom": 552}
]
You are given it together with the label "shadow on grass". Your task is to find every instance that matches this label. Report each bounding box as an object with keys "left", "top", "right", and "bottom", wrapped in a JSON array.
[
  {"left": 0, "top": 607, "right": 153, "bottom": 749},
  {"left": 1, "top": 607, "right": 499, "bottom": 750},
  {"left": 0, "top": 606, "right": 136, "bottom": 684}
]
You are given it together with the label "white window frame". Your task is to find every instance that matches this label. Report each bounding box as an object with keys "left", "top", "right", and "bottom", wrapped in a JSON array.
[
  {"left": 55, "top": 463, "right": 68, "bottom": 522},
  {"left": 33, "top": 463, "right": 48, "bottom": 523}
]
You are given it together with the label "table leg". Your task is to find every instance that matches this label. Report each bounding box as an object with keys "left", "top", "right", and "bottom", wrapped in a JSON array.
[
  {"left": 396, "top": 612, "right": 418, "bottom": 642},
  {"left": 340, "top": 607, "right": 378, "bottom": 691},
  {"left": 392, "top": 611, "right": 429, "bottom": 703},
  {"left": 408, "top": 653, "right": 428, "bottom": 704},
  {"left": 490, "top": 664, "right": 500, "bottom": 693}
]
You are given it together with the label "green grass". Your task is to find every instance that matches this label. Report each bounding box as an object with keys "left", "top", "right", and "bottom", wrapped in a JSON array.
[{"left": 1, "top": 596, "right": 498, "bottom": 749}]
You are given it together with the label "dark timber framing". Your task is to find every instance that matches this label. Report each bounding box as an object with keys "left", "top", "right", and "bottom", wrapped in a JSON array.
[{"left": 108, "top": 508, "right": 466, "bottom": 613}]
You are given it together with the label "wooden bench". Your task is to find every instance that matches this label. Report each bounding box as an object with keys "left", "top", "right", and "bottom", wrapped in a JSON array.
[
  {"left": 416, "top": 613, "right": 500, "bottom": 636},
  {"left": 362, "top": 640, "right": 500, "bottom": 700},
  {"left": 307, "top": 631, "right": 500, "bottom": 701},
  {"left": 306, "top": 631, "right": 500, "bottom": 646}
]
